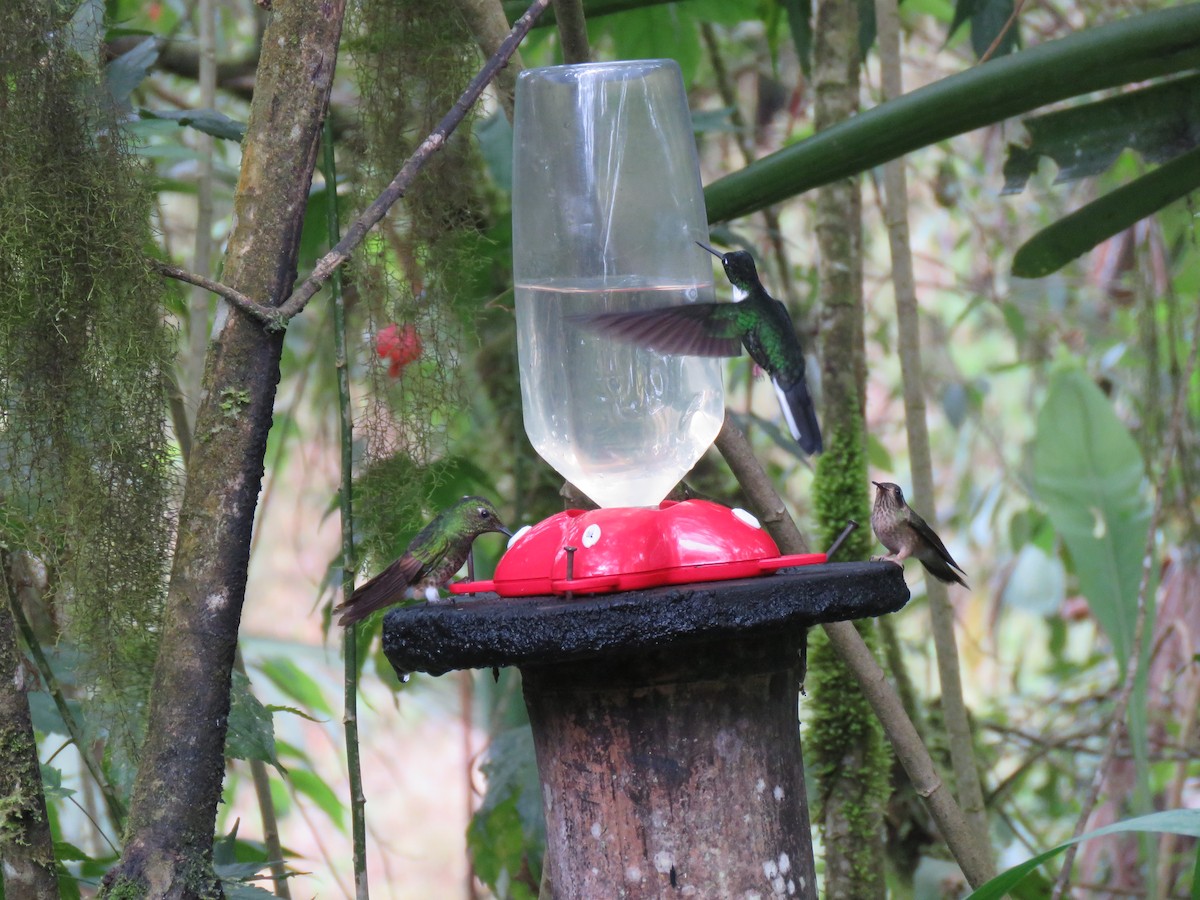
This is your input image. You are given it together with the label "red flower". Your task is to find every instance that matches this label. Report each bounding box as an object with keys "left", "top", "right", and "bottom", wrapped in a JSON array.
[{"left": 376, "top": 323, "right": 423, "bottom": 379}]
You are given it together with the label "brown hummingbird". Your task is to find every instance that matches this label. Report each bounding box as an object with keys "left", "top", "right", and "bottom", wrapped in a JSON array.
[
  {"left": 336, "top": 496, "right": 511, "bottom": 625},
  {"left": 870, "top": 482, "right": 968, "bottom": 588}
]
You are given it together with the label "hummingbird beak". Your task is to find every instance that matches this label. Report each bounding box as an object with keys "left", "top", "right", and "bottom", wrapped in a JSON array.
[{"left": 695, "top": 240, "right": 723, "bottom": 260}]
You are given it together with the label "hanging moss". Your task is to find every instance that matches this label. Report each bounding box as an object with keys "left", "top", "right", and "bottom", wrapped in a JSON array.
[
  {"left": 0, "top": 0, "right": 175, "bottom": 781},
  {"left": 807, "top": 411, "right": 892, "bottom": 897},
  {"left": 344, "top": 0, "right": 498, "bottom": 563}
]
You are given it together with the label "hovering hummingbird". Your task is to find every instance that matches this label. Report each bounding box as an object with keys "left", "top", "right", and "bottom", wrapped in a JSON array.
[
  {"left": 336, "top": 496, "right": 511, "bottom": 625},
  {"left": 572, "top": 242, "right": 823, "bottom": 454},
  {"left": 870, "top": 481, "right": 968, "bottom": 588}
]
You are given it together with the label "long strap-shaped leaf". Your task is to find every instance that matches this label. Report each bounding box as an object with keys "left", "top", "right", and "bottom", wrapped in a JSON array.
[
  {"left": 964, "top": 809, "right": 1200, "bottom": 899},
  {"left": 1013, "top": 143, "right": 1200, "bottom": 277},
  {"left": 704, "top": 5, "right": 1200, "bottom": 222}
]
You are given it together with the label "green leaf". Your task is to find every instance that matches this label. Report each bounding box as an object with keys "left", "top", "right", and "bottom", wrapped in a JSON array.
[
  {"left": 950, "top": 0, "right": 1017, "bottom": 59},
  {"left": 138, "top": 108, "right": 247, "bottom": 142},
  {"left": 1012, "top": 144, "right": 1200, "bottom": 278},
  {"left": 28, "top": 691, "right": 84, "bottom": 738},
  {"left": 225, "top": 671, "right": 281, "bottom": 769},
  {"left": 105, "top": 37, "right": 160, "bottom": 112},
  {"left": 1004, "top": 73, "right": 1200, "bottom": 193},
  {"left": 1032, "top": 368, "right": 1150, "bottom": 668},
  {"left": 41, "top": 764, "right": 76, "bottom": 801},
  {"left": 598, "top": 5, "right": 701, "bottom": 85},
  {"left": 258, "top": 656, "right": 334, "bottom": 718},
  {"left": 704, "top": 5, "right": 1200, "bottom": 222},
  {"left": 266, "top": 704, "right": 322, "bottom": 724},
  {"left": 965, "top": 809, "right": 1200, "bottom": 899},
  {"left": 289, "top": 769, "right": 346, "bottom": 831},
  {"left": 781, "top": 0, "right": 812, "bottom": 76},
  {"left": 469, "top": 725, "right": 545, "bottom": 898}
]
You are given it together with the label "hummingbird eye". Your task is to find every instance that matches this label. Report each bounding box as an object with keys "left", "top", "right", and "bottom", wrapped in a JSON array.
[{"left": 478, "top": 508, "right": 491, "bottom": 518}]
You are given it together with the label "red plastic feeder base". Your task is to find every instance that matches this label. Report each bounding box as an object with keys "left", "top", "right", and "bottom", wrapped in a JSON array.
[{"left": 451, "top": 499, "right": 826, "bottom": 598}]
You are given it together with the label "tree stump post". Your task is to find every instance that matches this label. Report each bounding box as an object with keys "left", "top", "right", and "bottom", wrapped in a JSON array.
[{"left": 382, "top": 562, "right": 909, "bottom": 900}]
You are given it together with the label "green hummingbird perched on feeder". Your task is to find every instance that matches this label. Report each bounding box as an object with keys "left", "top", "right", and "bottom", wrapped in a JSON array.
[
  {"left": 572, "top": 242, "right": 823, "bottom": 455},
  {"left": 336, "top": 496, "right": 511, "bottom": 625},
  {"left": 870, "top": 481, "right": 968, "bottom": 588}
]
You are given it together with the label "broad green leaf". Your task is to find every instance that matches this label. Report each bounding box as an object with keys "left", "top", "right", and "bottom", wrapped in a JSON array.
[
  {"left": 1012, "top": 144, "right": 1200, "bottom": 278},
  {"left": 222, "top": 883, "right": 278, "bottom": 900},
  {"left": 597, "top": 5, "right": 701, "bottom": 85},
  {"left": 105, "top": 37, "right": 160, "bottom": 112},
  {"left": 225, "top": 671, "right": 281, "bottom": 769},
  {"left": 41, "top": 764, "right": 75, "bottom": 800},
  {"left": 1032, "top": 368, "right": 1149, "bottom": 668},
  {"left": 965, "top": 809, "right": 1200, "bottom": 899},
  {"left": 257, "top": 655, "right": 333, "bottom": 717},
  {"left": 704, "top": 6, "right": 1200, "bottom": 222},
  {"left": 469, "top": 725, "right": 545, "bottom": 899},
  {"left": 138, "top": 108, "right": 247, "bottom": 142},
  {"left": 289, "top": 769, "right": 346, "bottom": 831},
  {"left": 1004, "top": 73, "right": 1200, "bottom": 193},
  {"left": 28, "top": 691, "right": 84, "bottom": 738}
]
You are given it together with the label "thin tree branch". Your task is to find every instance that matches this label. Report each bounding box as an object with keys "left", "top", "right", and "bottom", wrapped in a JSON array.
[
  {"left": 272, "top": 0, "right": 551, "bottom": 327},
  {"left": 714, "top": 414, "right": 994, "bottom": 888},
  {"left": 1050, "top": 283, "right": 1200, "bottom": 899},
  {"left": 874, "top": 0, "right": 993, "bottom": 871},
  {"left": 150, "top": 259, "right": 273, "bottom": 323}
]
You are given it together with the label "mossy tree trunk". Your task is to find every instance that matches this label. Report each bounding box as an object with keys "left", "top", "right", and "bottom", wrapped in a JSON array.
[
  {"left": 99, "top": 2, "right": 347, "bottom": 896},
  {"left": 807, "top": 0, "right": 891, "bottom": 896},
  {"left": 0, "top": 557, "right": 58, "bottom": 900}
]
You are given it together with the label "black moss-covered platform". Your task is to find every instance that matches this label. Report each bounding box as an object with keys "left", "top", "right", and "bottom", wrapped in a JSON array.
[{"left": 381, "top": 560, "right": 909, "bottom": 677}]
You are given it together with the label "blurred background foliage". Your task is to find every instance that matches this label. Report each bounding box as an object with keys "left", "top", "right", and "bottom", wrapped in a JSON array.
[{"left": 3, "top": 0, "right": 1199, "bottom": 896}]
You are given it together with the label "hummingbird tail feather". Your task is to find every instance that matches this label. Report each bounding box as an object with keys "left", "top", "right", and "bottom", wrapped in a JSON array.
[
  {"left": 920, "top": 557, "right": 970, "bottom": 589},
  {"left": 772, "top": 377, "right": 823, "bottom": 455},
  {"left": 336, "top": 556, "right": 422, "bottom": 625}
]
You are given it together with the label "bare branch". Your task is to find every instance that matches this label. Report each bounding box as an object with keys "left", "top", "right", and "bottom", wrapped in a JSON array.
[{"left": 149, "top": 259, "right": 274, "bottom": 324}]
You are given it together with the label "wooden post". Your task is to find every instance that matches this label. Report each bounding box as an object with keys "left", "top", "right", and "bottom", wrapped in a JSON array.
[{"left": 382, "top": 562, "right": 909, "bottom": 900}]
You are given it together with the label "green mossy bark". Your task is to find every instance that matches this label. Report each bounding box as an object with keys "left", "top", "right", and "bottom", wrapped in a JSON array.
[
  {"left": 99, "top": 1, "right": 348, "bottom": 896},
  {"left": 0, "top": 562, "right": 58, "bottom": 900},
  {"left": 807, "top": 0, "right": 891, "bottom": 896}
]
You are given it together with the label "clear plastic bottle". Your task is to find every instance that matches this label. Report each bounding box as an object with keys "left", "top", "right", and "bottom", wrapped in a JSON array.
[{"left": 512, "top": 60, "right": 724, "bottom": 508}]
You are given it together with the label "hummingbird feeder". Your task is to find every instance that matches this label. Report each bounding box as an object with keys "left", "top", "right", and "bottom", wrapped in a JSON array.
[{"left": 382, "top": 58, "right": 910, "bottom": 900}]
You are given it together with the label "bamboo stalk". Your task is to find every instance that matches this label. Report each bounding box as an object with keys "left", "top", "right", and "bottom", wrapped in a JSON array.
[
  {"left": 873, "top": 0, "right": 994, "bottom": 872},
  {"left": 322, "top": 116, "right": 371, "bottom": 900}
]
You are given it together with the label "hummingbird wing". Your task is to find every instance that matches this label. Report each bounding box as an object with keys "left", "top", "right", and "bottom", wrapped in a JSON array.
[
  {"left": 336, "top": 553, "right": 425, "bottom": 625},
  {"left": 907, "top": 512, "right": 969, "bottom": 588},
  {"left": 569, "top": 304, "right": 744, "bottom": 358}
]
